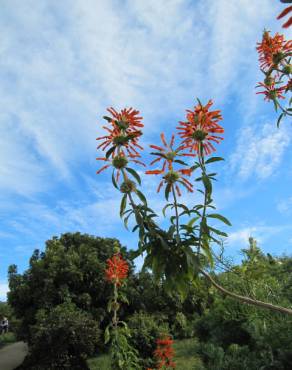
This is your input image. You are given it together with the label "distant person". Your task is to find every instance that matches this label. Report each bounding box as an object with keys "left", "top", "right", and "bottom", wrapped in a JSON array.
[{"left": 1, "top": 317, "right": 9, "bottom": 334}]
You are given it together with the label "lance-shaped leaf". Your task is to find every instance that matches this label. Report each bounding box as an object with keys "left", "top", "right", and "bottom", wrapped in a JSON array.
[
  {"left": 136, "top": 189, "right": 147, "bottom": 205},
  {"left": 112, "top": 171, "right": 119, "bottom": 190},
  {"left": 105, "top": 146, "right": 116, "bottom": 159},
  {"left": 126, "top": 167, "right": 141, "bottom": 185},
  {"left": 120, "top": 194, "right": 127, "bottom": 217},
  {"left": 205, "top": 156, "right": 224, "bottom": 164},
  {"left": 207, "top": 213, "right": 232, "bottom": 226}
]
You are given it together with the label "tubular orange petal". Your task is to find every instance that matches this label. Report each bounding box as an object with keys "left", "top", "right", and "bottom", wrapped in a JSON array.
[
  {"left": 96, "top": 164, "right": 111, "bottom": 174},
  {"left": 145, "top": 170, "right": 164, "bottom": 175}
]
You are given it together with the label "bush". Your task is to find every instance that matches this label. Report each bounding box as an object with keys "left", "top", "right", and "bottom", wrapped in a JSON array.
[
  {"left": 171, "top": 312, "right": 196, "bottom": 339},
  {"left": 127, "top": 312, "right": 169, "bottom": 368},
  {"left": 17, "top": 301, "right": 101, "bottom": 369}
]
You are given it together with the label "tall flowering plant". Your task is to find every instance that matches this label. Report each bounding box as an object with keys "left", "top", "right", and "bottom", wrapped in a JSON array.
[
  {"left": 154, "top": 336, "right": 176, "bottom": 369},
  {"left": 104, "top": 246, "right": 141, "bottom": 370},
  {"left": 96, "top": 100, "right": 292, "bottom": 315},
  {"left": 256, "top": 28, "right": 292, "bottom": 126}
]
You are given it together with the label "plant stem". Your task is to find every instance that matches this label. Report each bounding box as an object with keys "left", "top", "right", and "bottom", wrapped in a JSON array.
[
  {"left": 112, "top": 281, "right": 119, "bottom": 349},
  {"left": 171, "top": 184, "right": 180, "bottom": 243},
  {"left": 197, "top": 144, "right": 208, "bottom": 257}
]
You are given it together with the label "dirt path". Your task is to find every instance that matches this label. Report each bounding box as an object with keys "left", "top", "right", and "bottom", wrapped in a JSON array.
[{"left": 0, "top": 341, "right": 28, "bottom": 370}]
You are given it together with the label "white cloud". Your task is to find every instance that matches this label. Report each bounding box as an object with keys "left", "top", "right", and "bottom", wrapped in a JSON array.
[
  {"left": 0, "top": 0, "right": 281, "bottom": 197},
  {"left": 0, "top": 282, "right": 8, "bottom": 302},
  {"left": 230, "top": 122, "right": 291, "bottom": 180},
  {"left": 228, "top": 224, "right": 292, "bottom": 249},
  {"left": 277, "top": 197, "right": 292, "bottom": 214}
]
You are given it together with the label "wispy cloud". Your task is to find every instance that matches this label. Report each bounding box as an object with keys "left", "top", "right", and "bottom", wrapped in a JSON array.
[
  {"left": 230, "top": 122, "right": 291, "bottom": 180},
  {"left": 277, "top": 197, "right": 292, "bottom": 215},
  {"left": 0, "top": 281, "right": 8, "bottom": 302},
  {"left": 228, "top": 224, "right": 292, "bottom": 249}
]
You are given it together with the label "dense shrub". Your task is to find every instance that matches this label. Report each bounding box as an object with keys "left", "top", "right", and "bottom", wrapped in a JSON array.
[
  {"left": 127, "top": 312, "right": 169, "bottom": 368},
  {"left": 17, "top": 301, "right": 100, "bottom": 369}
]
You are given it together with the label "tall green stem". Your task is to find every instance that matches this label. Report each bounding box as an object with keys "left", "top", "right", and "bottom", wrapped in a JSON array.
[
  {"left": 171, "top": 184, "right": 180, "bottom": 243},
  {"left": 197, "top": 144, "right": 208, "bottom": 257},
  {"left": 112, "top": 281, "right": 118, "bottom": 347}
]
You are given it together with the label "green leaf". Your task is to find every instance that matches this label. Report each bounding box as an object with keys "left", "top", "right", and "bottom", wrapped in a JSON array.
[
  {"left": 120, "top": 194, "right": 127, "bottom": 217},
  {"left": 209, "top": 226, "right": 228, "bottom": 237},
  {"left": 162, "top": 203, "right": 173, "bottom": 217},
  {"left": 174, "top": 159, "right": 188, "bottom": 166},
  {"left": 205, "top": 157, "right": 224, "bottom": 164},
  {"left": 202, "top": 174, "right": 212, "bottom": 195},
  {"left": 132, "top": 224, "right": 139, "bottom": 232},
  {"left": 105, "top": 146, "right": 116, "bottom": 159},
  {"left": 112, "top": 171, "right": 119, "bottom": 190},
  {"left": 191, "top": 163, "right": 200, "bottom": 171},
  {"left": 126, "top": 167, "right": 141, "bottom": 185},
  {"left": 277, "top": 113, "right": 284, "bottom": 128},
  {"left": 170, "top": 216, "right": 176, "bottom": 225},
  {"left": 177, "top": 203, "right": 190, "bottom": 214},
  {"left": 103, "top": 115, "right": 112, "bottom": 122},
  {"left": 123, "top": 211, "right": 133, "bottom": 230},
  {"left": 136, "top": 190, "right": 147, "bottom": 205},
  {"left": 207, "top": 213, "right": 232, "bottom": 226},
  {"left": 187, "top": 216, "right": 200, "bottom": 228},
  {"left": 104, "top": 325, "right": 111, "bottom": 344},
  {"left": 201, "top": 237, "right": 214, "bottom": 268},
  {"left": 150, "top": 152, "right": 166, "bottom": 158},
  {"left": 165, "top": 183, "right": 171, "bottom": 201}
]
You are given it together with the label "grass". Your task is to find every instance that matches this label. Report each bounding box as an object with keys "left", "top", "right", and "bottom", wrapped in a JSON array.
[
  {"left": 88, "top": 338, "right": 205, "bottom": 369},
  {"left": 0, "top": 332, "right": 17, "bottom": 348},
  {"left": 87, "top": 353, "right": 111, "bottom": 369}
]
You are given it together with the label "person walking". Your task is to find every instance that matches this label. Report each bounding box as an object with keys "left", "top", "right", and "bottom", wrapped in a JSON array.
[{"left": 1, "top": 317, "right": 9, "bottom": 334}]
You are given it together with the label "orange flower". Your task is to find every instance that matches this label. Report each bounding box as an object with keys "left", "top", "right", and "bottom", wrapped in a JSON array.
[
  {"left": 277, "top": 5, "right": 292, "bottom": 28},
  {"left": 177, "top": 99, "right": 223, "bottom": 156},
  {"left": 148, "top": 133, "right": 195, "bottom": 172},
  {"left": 146, "top": 133, "right": 194, "bottom": 196},
  {"left": 105, "top": 253, "right": 129, "bottom": 286},
  {"left": 96, "top": 107, "right": 144, "bottom": 159},
  {"left": 154, "top": 336, "right": 176, "bottom": 369},
  {"left": 256, "top": 31, "right": 292, "bottom": 71},
  {"left": 256, "top": 81, "right": 286, "bottom": 101}
]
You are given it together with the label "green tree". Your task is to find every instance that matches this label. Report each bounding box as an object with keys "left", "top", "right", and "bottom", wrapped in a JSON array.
[{"left": 8, "top": 233, "right": 132, "bottom": 368}]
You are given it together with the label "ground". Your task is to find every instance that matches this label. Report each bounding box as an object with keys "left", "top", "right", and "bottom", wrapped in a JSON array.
[{"left": 0, "top": 341, "right": 28, "bottom": 370}]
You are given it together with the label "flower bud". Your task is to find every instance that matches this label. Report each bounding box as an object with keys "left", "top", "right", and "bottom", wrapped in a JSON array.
[
  {"left": 272, "top": 51, "right": 285, "bottom": 65},
  {"left": 112, "top": 156, "right": 128, "bottom": 169},
  {"left": 164, "top": 170, "right": 180, "bottom": 184},
  {"left": 192, "top": 130, "right": 208, "bottom": 141},
  {"left": 282, "top": 64, "right": 292, "bottom": 75},
  {"left": 120, "top": 180, "right": 136, "bottom": 193}
]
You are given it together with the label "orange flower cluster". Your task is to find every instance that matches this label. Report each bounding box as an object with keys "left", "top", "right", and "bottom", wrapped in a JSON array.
[
  {"left": 154, "top": 336, "right": 176, "bottom": 369},
  {"left": 105, "top": 253, "right": 129, "bottom": 286},
  {"left": 256, "top": 31, "right": 292, "bottom": 110},
  {"left": 177, "top": 100, "right": 224, "bottom": 156},
  {"left": 277, "top": 4, "right": 292, "bottom": 29},
  {"left": 256, "top": 31, "right": 292, "bottom": 71},
  {"left": 145, "top": 133, "right": 194, "bottom": 196},
  {"left": 96, "top": 107, "right": 145, "bottom": 178},
  {"left": 256, "top": 81, "right": 286, "bottom": 101}
]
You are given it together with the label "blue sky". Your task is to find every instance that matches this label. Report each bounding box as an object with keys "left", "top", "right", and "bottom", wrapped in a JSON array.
[{"left": 0, "top": 0, "right": 292, "bottom": 300}]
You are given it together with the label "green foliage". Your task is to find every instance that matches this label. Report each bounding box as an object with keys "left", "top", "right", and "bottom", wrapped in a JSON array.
[
  {"left": 110, "top": 326, "right": 142, "bottom": 370},
  {"left": 0, "top": 332, "right": 17, "bottom": 348},
  {"left": 8, "top": 233, "right": 133, "bottom": 364},
  {"left": 171, "top": 312, "right": 196, "bottom": 339},
  {"left": 195, "top": 240, "right": 292, "bottom": 369},
  {"left": 127, "top": 312, "right": 169, "bottom": 368},
  {"left": 17, "top": 301, "right": 100, "bottom": 369}
]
